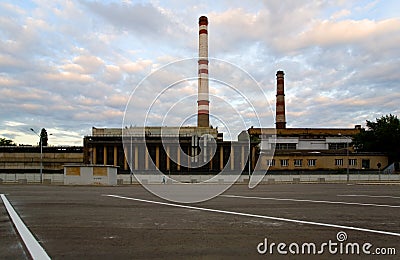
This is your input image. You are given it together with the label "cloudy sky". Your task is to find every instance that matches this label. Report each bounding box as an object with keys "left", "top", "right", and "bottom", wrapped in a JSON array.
[{"left": 1, "top": 0, "right": 399, "bottom": 145}]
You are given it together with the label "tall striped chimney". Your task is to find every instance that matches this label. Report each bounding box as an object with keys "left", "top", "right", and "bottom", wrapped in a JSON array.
[
  {"left": 276, "top": 70, "right": 286, "bottom": 129},
  {"left": 197, "top": 16, "right": 209, "bottom": 128}
]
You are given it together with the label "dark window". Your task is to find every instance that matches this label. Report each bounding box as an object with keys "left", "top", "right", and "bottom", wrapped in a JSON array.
[
  {"left": 280, "top": 159, "right": 289, "bottom": 167},
  {"left": 266, "top": 159, "right": 275, "bottom": 166},
  {"left": 349, "top": 159, "right": 357, "bottom": 166},
  {"left": 272, "top": 143, "right": 297, "bottom": 150},
  {"left": 96, "top": 147, "right": 104, "bottom": 164},
  {"left": 308, "top": 159, "right": 316, "bottom": 167},
  {"left": 294, "top": 159, "right": 302, "bottom": 167},
  {"left": 107, "top": 147, "right": 114, "bottom": 165},
  {"left": 335, "top": 159, "right": 343, "bottom": 166},
  {"left": 362, "top": 159, "right": 370, "bottom": 169},
  {"left": 328, "top": 143, "right": 347, "bottom": 150}
]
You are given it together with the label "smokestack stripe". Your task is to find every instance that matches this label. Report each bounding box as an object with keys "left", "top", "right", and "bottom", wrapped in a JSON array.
[{"left": 198, "top": 16, "right": 210, "bottom": 127}]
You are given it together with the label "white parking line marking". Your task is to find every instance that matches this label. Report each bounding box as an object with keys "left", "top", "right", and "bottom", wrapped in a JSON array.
[
  {"left": 338, "top": 194, "right": 400, "bottom": 199},
  {"left": 221, "top": 194, "right": 400, "bottom": 208},
  {"left": 105, "top": 194, "right": 400, "bottom": 237},
  {"left": 0, "top": 194, "right": 50, "bottom": 260}
]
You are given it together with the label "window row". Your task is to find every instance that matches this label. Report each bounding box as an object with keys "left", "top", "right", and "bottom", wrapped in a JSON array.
[
  {"left": 267, "top": 159, "right": 316, "bottom": 167},
  {"left": 266, "top": 159, "right": 370, "bottom": 168},
  {"left": 271, "top": 143, "right": 297, "bottom": 150},
  {"left": 334, "top": 159, "right": 366, "bottom": 166},
  {"left": 328, "top": 143, "right": 348, "bottom": 150},
  {"left": 272, "top": 143, "right": 351, "bottom": 150}
]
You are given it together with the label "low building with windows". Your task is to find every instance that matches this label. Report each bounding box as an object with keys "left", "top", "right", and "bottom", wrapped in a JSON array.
[
  {"left": 249, "top": 127, "right": 388, "bottom": 172},
  {"left": 259, "top": 150, "right": 387, "bottom": 172}
]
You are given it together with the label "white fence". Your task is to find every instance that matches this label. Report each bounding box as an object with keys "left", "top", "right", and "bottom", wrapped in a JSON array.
[{"left": 1, "top": 173, "right": 399, "bottom": 184}]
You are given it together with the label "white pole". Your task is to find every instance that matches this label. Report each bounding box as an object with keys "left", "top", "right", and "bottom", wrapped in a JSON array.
[{"left": 40, "top": 138, "right": 43, "bottom": 184}]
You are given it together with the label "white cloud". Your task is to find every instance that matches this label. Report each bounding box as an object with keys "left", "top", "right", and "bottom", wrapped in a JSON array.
[
  {"left": 4, "top": 121, "right": 26, "bottom": 127},
  {"left": 121, "top": 59, "right": 152, "bottom": 73},
  {"left": 291, "top": 18, "right": 400, "bottom": 50},
  {"left": 330, "top": 9, "right": 351, "bottom": 20},
  {"left": 72, "top": 55, "right": 105, "bottom": 74}
]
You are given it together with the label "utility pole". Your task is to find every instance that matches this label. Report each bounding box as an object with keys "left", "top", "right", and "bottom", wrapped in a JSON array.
[{"left": 30, "top": 128, "right": 43, "bottom": 184}]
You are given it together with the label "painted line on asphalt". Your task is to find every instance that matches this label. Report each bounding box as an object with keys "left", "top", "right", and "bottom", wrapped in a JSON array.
[
  {"left": 0, "top": 194, "right": 50, "bottom": 260},
  {"left": 356, "top": 182, "right": 400, "bottom": 185},
  {"left": 105, "top": 194, "right": 400, "bottom": 237},
  {"left": 221, "top": 194, "right": 400, "bottom": 208},
  {"left": 337, "top": 194, "right": 400, "bottom": 199}
]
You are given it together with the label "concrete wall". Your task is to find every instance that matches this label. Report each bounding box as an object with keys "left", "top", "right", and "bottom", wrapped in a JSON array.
[
  {"left": 115, "top": 173, "right": 400, "bottom": 184},
  {"left": 0, "top": 173, "right": 64, "bottom": 183},
  {"left": 1, "top": 173, "right": 399, "bottom": 184}
]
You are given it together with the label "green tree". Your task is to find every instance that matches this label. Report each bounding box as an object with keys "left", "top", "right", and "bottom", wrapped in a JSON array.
[
  {"left": 40, "top": 128, "right": 48, "bottom": 147},
  {"left": 354, "top": 114, "right": 400, "bottom": 163},
  {"left": 0, "top": 137, "right": 16, "bottom": 146}
]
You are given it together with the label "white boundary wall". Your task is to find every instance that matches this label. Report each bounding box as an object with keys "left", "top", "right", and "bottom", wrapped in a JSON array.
[
  {"left": 117, "top": 174, "right": 400, "bottom": 184},
  {"left": 0, "top": 173, "right": 399, "bottom": 184}
]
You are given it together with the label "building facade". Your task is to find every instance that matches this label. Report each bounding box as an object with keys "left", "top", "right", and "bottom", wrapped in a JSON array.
[
  {"left": 249, "top": 127, "right": 388, "bottom": 172},
  {"left": 0, "top": 146, "right": 83, "bottom": 174},
  {"left": 83, "top": 127, "right": 255, "bottom": 174}
]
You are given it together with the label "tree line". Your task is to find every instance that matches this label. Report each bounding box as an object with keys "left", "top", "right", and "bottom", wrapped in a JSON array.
[{"left": 353, "top": 114, "right": 400, "bottom": 163}]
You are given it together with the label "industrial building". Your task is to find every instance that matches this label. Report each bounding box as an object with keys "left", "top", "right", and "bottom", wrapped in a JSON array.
[
  {"left": 83, "top": 126, "right": 254, "bottom": 174},
  {"left": 0, "top": 146, "right": 83, "bottom": 174},
  {"left": 250, "top": 71, "right": 388, "bottom": 172}
]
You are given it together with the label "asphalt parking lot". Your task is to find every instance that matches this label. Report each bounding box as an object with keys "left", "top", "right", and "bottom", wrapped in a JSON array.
[{"left": 1, "top": 183, "right": 399, "bottom": 259}]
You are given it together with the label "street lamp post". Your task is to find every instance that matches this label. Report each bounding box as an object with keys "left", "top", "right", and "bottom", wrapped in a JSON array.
[
  {"left": 346, "top": 137, "right": 350, "bottom": 183},
  {"left": 30, "top": 128, "right": 43, "bottom": 184},
  {"left": 248, "top": 134, "right": 251, "bottom": 178}
]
